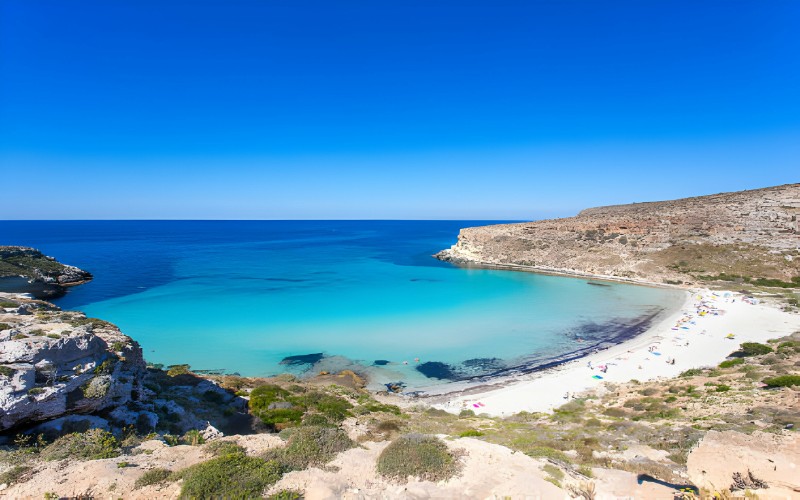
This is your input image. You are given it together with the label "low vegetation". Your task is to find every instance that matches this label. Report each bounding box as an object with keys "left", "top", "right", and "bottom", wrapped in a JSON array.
[
  {"left": 175, "top": 454, "right": 284, "bottom": 499},
  {"left": 376, "top": 434, "right": 460, "bottom": 482},
  {"left": 267, "top": 425, "right": 355, "bottom": 470},
  {"left": 40, "top": 429, "right": 120, "bottom": 461},
  {"left": 133, "top": 468, "right": 172, "bottom": 489}
]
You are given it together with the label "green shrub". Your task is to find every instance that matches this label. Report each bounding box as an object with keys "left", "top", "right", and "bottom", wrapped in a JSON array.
[
  {"left": 679, "top": 368, "right": 703, "bottom": 378},
  {"left": 46, "top": 334, "right": 60, "bottom": 339},
  {"left": 0, "top": 366, "right": 15, "bottom": 377},
  {"left": 249, "top": 385, "right": 353, "bottom": 429},
  {"left": 0, "top": 301, "right": 19, "bottom": 308},
  {"left": 163, "top": 434, "right": 180, "bottom": 447},
  {"left": 719, "top": 358, "right": 745, "bottom": 368},
  {"left": 376, "top": 434, "right": 459, "bottom": 482},
  {"left": 277, "top": 426, "right": 355, "bottom": 470},
  {"left": 40, "top": 429, "right": 120, "bottom": 461},
  {"left": 0, "top": 322, "right": 11, "bottom": 330},
  {"left": 268, "top": 490, "right": 303, "bottom": 500},
  {"left": 176, "top": 454, "right": 283, "bottom": 499},
  {"left": 301, "top": 413, "right": 334, "bottom": 427},
  {"left": 715, "top": 385, "right": 731, "bottom": 392},
  {"left": 294, "top": 391, "right": 353, "bottom": 423},
  {"left": 458, "top": 429, "right": 483, "bottom": 437},
  {"left": 133, "top": 468, "right": 172, "bottom": 489},
  {"left": 205, "top": 440, "right": 246, "bottom": 457},
  {"left": 83, "top": 376, "right": 111, "bottom": 398},
  {"left": 0, "top": 465, "right": 31, "bottom": 485},
  {"left": 69, "top": 317, "right": 113, "bottom": 329},
  {"left": 763, "top": 375, "right": 800, "bottom": 388},
  {"left": 458, "top": 409, "right": 475, "bottom": 418},
  {"left": 166, "top": 364, "right": 191, "bottom": 376},
  {"left": 182, "top": 429, "right": 205, "bottom": 446},
  {"left": 27, "top": 387, "right": 45, "bottom": 396},
  {"left": 249, "top": 384, "right": 303, "bottom": 429},
  {"left": 737, "top": 342, "right": 773, "bottom": 357}
]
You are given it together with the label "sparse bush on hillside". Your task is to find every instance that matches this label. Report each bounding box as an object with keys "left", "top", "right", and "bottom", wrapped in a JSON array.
[
  {"left": 736, "top": 342, "right": 773, "bottom": 357},
  {"left": 268, "top": 490, "right": 303, "bottom": 500},
  {"left": 458, "top": 429, "right": 483, "bottom": 437},
  {"left": 40, "top": 429, "right": 120, "bottom": 461},
  {"left": 175, "top": 454, "right": 283, "bottom": 499},
  {"left": 0, "top": 465, "right": 31, "bottom": 486},
  {"left": 719, "top": 358, "right": 744, "bottom": 368},
  {"left": 376, "top": 434, "right": 459, "bottom": 482},
  {"left": 249, "top": 384, "right": 353, "bottom": 429},
  {"left": 763, "top": 375, "right": 800, "bottom": 388},
  {"left": 133, "top": 468, "right": 172, "bottom": 489},
  {"left": 274, "top": 425, "right": 355, "bottom": 470},
  {"left": 205, "top": 440, "right": 246, "bottom": 457},
  {"left": 166, "top": 364, "right": 191, "bottom": 376}
]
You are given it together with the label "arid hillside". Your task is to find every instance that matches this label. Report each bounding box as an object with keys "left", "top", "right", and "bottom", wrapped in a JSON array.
[{"left": 437, "top": 184, "right": 800, "bottom": 285}]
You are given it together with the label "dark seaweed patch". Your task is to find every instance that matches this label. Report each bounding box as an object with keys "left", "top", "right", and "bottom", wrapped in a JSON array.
[
  {"left": 462, "top": 358, "right": 504, "bottom": 371},
  {"left": 373, "top": 359, "right": 390, "bottom": 366},
  {"left": 279, "top": 353, "right": 324, "bottom": 366},
  {"left": 416, "top": 361, "right": 461, "bottom": 380}
]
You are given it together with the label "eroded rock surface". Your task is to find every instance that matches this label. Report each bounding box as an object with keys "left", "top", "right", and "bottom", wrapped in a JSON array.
[
  {"left": 0, "top": 293, "right": 146, "bottom": 432},
  {"left": 437, "top": 183, "right": 800, "bottom": 284}
]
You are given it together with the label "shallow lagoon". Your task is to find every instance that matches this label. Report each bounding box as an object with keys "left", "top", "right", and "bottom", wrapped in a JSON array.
[{"left": 1, "top": 221, "right": 685, "bottom": 389}]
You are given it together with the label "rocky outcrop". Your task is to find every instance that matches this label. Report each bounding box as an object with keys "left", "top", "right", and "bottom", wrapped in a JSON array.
[
  {"left": 0, "top": 247, "right": 92, "bottom": 298},
  {"left": 436, "top": 184, "right": 800, "bottom": 285},
  {"left": 0, "top": 293, "right": 147, "bottom": 432}
]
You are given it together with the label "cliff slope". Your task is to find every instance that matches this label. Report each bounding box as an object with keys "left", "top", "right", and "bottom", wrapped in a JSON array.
[{"left": 437, "top": 183, "right": 800, "bottom": 285}]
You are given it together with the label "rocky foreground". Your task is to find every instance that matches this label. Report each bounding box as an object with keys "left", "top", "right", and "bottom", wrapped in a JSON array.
[{"left": 437, "top": 183, "right": 800, "bottom": 286}]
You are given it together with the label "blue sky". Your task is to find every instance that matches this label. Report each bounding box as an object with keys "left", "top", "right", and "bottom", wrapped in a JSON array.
[{"left": 1, "top": 1, "right": 798, "bottom": 219}]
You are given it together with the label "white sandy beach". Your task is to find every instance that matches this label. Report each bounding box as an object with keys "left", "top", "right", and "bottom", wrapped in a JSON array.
[{"left": 429, "top": 289, "right": 800, "bottom": 416}]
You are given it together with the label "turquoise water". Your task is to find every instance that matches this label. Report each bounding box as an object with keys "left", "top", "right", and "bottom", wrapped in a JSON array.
[{"left": 0, "top": 221, "right": 685, "bottom": 389}]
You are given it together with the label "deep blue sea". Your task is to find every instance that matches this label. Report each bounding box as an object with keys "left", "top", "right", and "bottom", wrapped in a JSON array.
[{"left": 0, "top": 221, "right": 684, "bottom": 389}]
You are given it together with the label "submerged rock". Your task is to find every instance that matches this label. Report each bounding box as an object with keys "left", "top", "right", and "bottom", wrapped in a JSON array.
[
  {"left": 279, "top": 352, "right": 324, "bottom": 366},
  {"left": 416, "top": 361, "right": 462, "bottom": 380}
]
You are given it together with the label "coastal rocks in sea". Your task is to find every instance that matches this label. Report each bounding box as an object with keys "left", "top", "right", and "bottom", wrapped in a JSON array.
[
  {"left": 0, "top": 293, "right": 147, "bottom": 432},
  {"left": 0, "top": 246, "right": 93, "bottom": 298},
  {"left": 280, "top": 352, "right": 325, "bottom": 367},
  {"left": 436, "top": 183, "right": 800, "bottom": 284},
  {"left": 416, "top": 361, "right": 462, "bottom": 380}
]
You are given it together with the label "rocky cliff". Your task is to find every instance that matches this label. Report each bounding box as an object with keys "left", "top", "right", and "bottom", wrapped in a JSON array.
[
  {"left": 0, "top": 247, "right": 92, "bottom": 298},
  {"left": 437, "top": 183, "right": 800, "bottom": 285},
  {"left": 0, "top": 293, "right": 147, "bottom": 432}
]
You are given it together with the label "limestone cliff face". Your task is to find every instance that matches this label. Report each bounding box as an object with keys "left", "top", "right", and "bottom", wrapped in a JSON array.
[
  {"left": 0, "top": 294, "right": 147, "bottom": 432},
  {"left": 437, "top": 184, "right": 800, "bottom": 284}
]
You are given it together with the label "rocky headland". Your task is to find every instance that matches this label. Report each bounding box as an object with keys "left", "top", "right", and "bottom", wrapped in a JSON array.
[
  {"left": 436, "top": 183, "right": 800, "bottom": 286},
  {"left": 0, "top": 246, "right": 93, "bottom": 299}
]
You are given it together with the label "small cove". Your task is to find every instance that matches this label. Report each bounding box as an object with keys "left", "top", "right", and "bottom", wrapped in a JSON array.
[{"left": 0, "top": 220, "right": 686, "bottom": 390}]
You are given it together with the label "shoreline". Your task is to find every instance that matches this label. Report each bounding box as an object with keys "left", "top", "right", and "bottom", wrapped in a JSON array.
[
  {"left": 434, "top": 255, "right": 689, "bottom": 290},
  {"left": 403, "top": 288, "right": 800, "bottom": 416}
]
